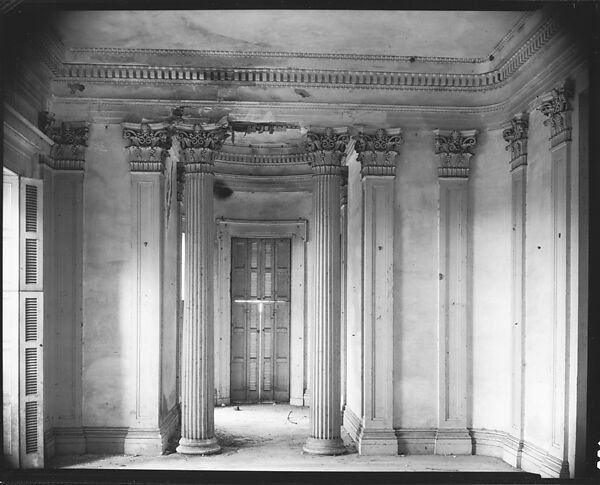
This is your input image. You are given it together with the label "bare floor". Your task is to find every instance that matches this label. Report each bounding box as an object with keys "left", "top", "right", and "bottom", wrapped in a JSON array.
[{"left": 49, "top": 404, "right": 520, "bottom": 472}]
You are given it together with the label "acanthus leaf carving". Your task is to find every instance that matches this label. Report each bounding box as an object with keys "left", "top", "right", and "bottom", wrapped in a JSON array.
[
  {"left": 433, "top": 129, "right": 478, "bottom": 178},
  {"left": 305, "top": 127, "right": 349, "bottom": 175},
  {"left": 354, "top": 128, "right": 402, "bottom": 177},
  {"left": 502, "top": 113, "right": 528, "bottom": 171},
  {"left": 122, "top": 121, "right": 172, "bottom": 171},
  {"left": 43, "top": 118, "right": 89, "bottom": 167},
  {"left": 537, "top": 82, "right": 572, "bottom": 147}
]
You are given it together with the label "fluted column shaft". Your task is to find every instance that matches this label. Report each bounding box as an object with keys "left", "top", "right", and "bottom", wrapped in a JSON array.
[
  {"left": 304, "top": 151, "right": 346, "bottom": 455},
  {"left": 177, "top": 150, "right": 220, "bottom": 455}
]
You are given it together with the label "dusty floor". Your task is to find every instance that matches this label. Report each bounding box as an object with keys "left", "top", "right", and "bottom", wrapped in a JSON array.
[{"left": 49, "top": 404, "right": 520, "bottom": 472}]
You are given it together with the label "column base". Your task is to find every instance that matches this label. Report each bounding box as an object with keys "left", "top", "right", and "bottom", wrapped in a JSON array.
[
  {"left": 176, "top": 437, "right": 221, "bottom": 455},
  {"left": 358, "top": 428, "right": 398, "bottom": 455},
  {"left": 434, "top": 428, "right": 473, "bottom": 455},
  {"left": 303, "top": 436, "right": 346, "bottom": 455}
]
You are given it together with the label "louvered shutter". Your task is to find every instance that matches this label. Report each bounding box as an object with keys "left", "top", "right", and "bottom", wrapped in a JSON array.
[{"left": 19, "top": 177, "right": 44, "bottom": 468}]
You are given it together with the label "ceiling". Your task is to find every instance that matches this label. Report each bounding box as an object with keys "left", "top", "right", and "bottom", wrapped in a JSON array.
[{"left": 51, "top": 10, "right": 527, "bottom": 59}]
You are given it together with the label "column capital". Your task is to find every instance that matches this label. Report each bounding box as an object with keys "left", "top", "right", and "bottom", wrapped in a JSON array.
[
  {"left": 354, "top": 128, "right": 402, "bottom": 177},
  {"left": 122, "top": 122, "right": 172, "bottom": 172},
  {"left": 537, "top": 81, "right": 573, "bottom": 148},
  {"left": 42, "top": 118, "right": 89, "bottom": 171},
  {"left": 175, "top": 123, "right": 229, "bottom": 174},
  {"left": 502, "top": 113, "right": 529, "bottom": 172},
  {"left": 433, "top": 129, "right": 478, "bottom": 179},
  {"left": 305, "top": 127, "right": 349, "bottom": 175}
]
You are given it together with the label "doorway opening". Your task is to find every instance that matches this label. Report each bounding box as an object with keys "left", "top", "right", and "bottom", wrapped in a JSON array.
[{"left": 230, "top": 237, "right": 291, "bottom": 403}]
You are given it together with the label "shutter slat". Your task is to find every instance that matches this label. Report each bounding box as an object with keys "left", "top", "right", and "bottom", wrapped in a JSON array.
[
  {"left": 24, "top": 298, "right": 37, "bottom": 341},
  {"left": 25, "top": 402, "right": 38, "bottom": 453},
  {"left": 25, "top": 185, "right": 37, "bottom": 232},
  {"left": 25, "top": 240, "right": 37, "bottom": 284}
]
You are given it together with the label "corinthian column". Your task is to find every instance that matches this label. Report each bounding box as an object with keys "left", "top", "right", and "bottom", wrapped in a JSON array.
[
  {"left": 175, "top": 123, "right": 228, "bottom": 455},
  {"left": 303, "top": 128, "right": 348, "bottom": 455}
]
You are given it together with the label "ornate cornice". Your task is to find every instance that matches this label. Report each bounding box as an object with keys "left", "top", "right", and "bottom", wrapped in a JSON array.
[
  {"left": 122, "top": 121, "right": 172, "bottom": 172},
  {"left": 354, "top": 128, "right": 402, "bottom": 177},
  {"left": 55, "top": 17, "right": 559, "bottom": 94},
  {"left": 502, "top": 113, "right": 529, "bottom": 171},
  {"left": 43, "top": 119, "right": 89, "bottom": 168},
  {"left": 537, "top": 82, "right": 572, "bottom": 148},
  {"left": 305, "top": 127, "right": 349, "bottom": 175},
  {"left": 433, "top": 129, "right": 478, "bottom": 178}
]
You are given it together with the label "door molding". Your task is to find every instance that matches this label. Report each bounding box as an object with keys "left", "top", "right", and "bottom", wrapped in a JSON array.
[{"left": 215, "top": 218, "right": 307, "bottom": 406}]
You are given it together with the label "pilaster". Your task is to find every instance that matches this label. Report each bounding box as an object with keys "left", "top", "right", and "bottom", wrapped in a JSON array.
[
  {"left": 536, "top": 82, "right": 573, "bottom": 477},
  {"left": 122, "top": 123, "right": 169, "bottom": 440},
  {"left": 40, "top": 120, "right": 88, "bottom": 453},
  {"left": 303, "top": 128, "right": 348, "bottom": 455},
  {"left": 433, "top": 129, "right": 477, "bottom": 455},
  {"left": 502, "top": 113, "right": 529, "bottom": 467},
  {"left": 354, "top": 128, "right": 402, "bottom": 455},
  {"left": 175, "top": 124, "right": 228, "bottom": 455}
]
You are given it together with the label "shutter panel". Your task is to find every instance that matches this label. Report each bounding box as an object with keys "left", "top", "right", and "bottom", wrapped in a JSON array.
[
  {"left": 3, "top": 171, "right": 20, "bottom": 468},
  {"left": 19, "top": 177, "right": 44, "bottom": 468}
]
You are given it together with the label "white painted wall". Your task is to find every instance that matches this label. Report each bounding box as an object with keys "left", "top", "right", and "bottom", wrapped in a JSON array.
[
  {"left": 393, "top": 130, "right": 439, "bottom": 430},
  {"left": 469, "top": 129, "right": 512, "bottom": 432}
]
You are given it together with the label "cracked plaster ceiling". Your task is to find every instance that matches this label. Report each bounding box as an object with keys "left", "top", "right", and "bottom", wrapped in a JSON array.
[{"left": 52, "top": 10, "right": 527, "bottom": 59}]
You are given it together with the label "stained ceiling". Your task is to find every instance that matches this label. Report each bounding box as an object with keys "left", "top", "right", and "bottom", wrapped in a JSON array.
[{"left": 51, "top": 10, "right": 528, "bottom": 59}]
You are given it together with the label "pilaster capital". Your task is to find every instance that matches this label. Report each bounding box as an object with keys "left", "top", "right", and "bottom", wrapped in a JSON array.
[
  {"left": 433, "top": 129, "right": 478, "bottom": 178},
  {"left": 502, "top": 113, "right": 529, "bottom": 171},
  {"left": 354, "top": 128, "right": 402, "bottom": 177},
  {"left": 175, "top": 123, "right": 229, "bottom": 174},
  {"left": 305, "top": 127, "right": 349, "bottom": 175},
  {"left": 42, "top": 118, "right": 89, "bottom": 171},
  {"left": 537, "top": 81, "right": 573, "bottom": 148},
  {"left": 122, "top": 121, "right": 172, "bottom": 172}
]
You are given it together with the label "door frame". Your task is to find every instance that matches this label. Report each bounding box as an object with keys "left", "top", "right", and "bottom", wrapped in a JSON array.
[{"left": 215, "top": 218, "right": 308, "bottom": 406}]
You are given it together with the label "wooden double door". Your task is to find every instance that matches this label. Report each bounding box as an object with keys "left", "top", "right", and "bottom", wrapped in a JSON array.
[{"left": 230, "top": 237, "right": 291, "bottom": 403}]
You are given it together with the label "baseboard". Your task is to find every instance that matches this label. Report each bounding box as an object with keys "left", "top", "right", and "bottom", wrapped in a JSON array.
[
  {"left": 395, "top": 428, "right": 437, "bottom": 455},
  {"left": 52, "top": 427, "right": 86, "bottom": 455},
  {"left": 521, "top": 438, "right": 569, "bottom": 478},
  {"left": 289, "top": 397, "right": 304, "bottom": 407},
  {"left": 342, "top": 406, "right": 362, "bottom": 443},
  {"left": 394, "top": 427, "right": 566, "bottom": 478},
  {"left": 357, "top": 427, "right": 398, "bottom": 455},
  {"left": 44, "top": 428, "right": 56, "bottom": 459},
  {"left": 434, "top": 428, "right": 473, "bottom": 455}
]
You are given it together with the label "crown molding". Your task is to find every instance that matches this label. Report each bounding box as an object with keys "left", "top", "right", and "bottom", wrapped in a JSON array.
[{"left": 54, "top": 16, "right": 560, "bottom": 94}]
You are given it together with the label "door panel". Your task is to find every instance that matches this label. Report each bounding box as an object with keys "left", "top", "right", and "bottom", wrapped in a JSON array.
[{"left": 230, "top": 237, "right": 291, "bottom": 403}]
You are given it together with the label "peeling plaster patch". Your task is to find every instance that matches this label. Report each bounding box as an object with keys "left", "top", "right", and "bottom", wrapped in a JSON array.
[{"left": 294, "top": 88, "right": 311, "bottom": 98}]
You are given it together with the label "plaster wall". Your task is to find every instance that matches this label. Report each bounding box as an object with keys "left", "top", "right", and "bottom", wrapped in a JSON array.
[
  {"left": 468, "top": 129, "right": 512, "bottom": 431},
  {"left": 160, "top": 155, "right": 179, "bottom": 416},
  {"left": 345, "top": 156, "right": 363, "bottom": 418},
  {"left": 523, "top": 108, "right": 554, "bottom": 450},
  {"left": 81, "top": 124, "right": 135, "bottom": 427},
  {"left": 393, "top": 130, "right": 439, "bottom": 429}
]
